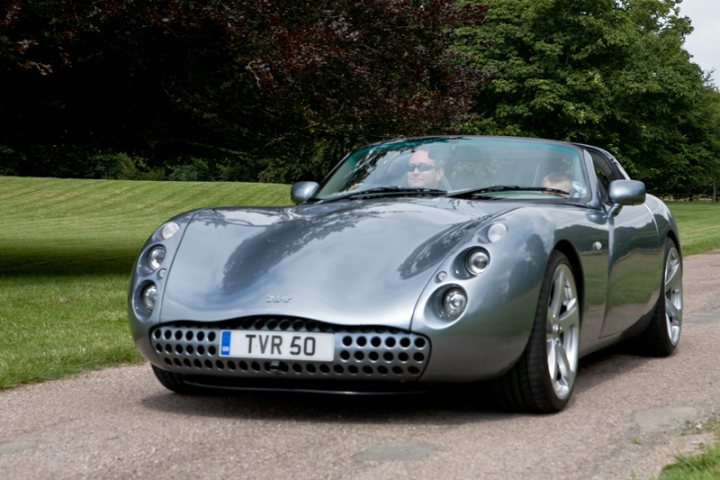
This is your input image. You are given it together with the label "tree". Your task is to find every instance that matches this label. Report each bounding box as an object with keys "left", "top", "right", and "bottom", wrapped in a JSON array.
[
  {"left": 459, "top": 0, "right": 629, "bottom": 138},
  {"left": 0, "top": 0, "right": 489, "bottom": 181},
  {"left": 460, "top": 0, "right": 720, "bottom": 194}
]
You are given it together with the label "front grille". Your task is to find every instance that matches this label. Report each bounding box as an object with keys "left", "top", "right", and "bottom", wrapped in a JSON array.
[{"left": 150, "top": 317, "right": 431, "bottom": 381}]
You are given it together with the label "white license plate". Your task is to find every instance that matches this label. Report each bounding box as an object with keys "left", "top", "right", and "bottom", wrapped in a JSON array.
[{"left": 219, "top": 330, "right": 335, "bottom": 362}]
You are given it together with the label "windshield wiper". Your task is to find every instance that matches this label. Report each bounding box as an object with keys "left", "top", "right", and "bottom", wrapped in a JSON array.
[
  {"left": 447, "top": 185, "right": 569, "bottom": 199},
  {"left": 316, "top": 186, "right": 447, "bottom": 203}
]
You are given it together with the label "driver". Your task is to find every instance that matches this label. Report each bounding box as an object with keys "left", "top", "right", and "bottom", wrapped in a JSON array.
[{"left": 406, "top": 149, "right": 445, "bottom": 189}]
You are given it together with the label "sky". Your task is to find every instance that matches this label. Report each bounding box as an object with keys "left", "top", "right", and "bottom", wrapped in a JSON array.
[{"left": 678, "top": 0, "right": 720, "bottom": 87}]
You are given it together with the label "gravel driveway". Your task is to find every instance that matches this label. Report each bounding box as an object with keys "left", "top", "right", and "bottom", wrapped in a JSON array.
[{"left": 1, "top": 251, "right": 719, "bottom": 480}]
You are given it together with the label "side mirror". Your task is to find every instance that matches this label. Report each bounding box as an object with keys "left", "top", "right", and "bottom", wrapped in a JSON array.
[
  {"left": 291, "top": 181, "right": 319, "bottom": 204},
  {"left": 609, "top": 180, "right": 646, "bottom": 206},
  {"left": 608, "top": 180, "right": 645, "bottom": 218}
]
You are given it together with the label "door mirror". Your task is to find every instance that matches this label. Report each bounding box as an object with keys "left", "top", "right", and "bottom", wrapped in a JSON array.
[
  {"left": 291, "top": 181, "right": 319, "bottom": 204},
  {"left": 609, "top": 180, "right": 646, "bottom": 206}
]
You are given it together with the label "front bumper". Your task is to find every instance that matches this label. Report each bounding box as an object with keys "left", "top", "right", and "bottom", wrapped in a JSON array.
[{"left": 145, "top": 316, "right": 431, "bottom": 383}]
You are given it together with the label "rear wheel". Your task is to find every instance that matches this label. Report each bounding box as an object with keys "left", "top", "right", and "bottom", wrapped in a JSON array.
[
  {"left": 495, "top": 251, "right": 580, "bottom": 413},
  {"left": 636, "top": 239, "right": 682, "bottom": 356}
]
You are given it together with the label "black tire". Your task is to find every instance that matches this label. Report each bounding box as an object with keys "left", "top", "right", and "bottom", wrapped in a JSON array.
[
  {"left": 495, "top": 251, "right": 581, "bottom": 413},
  {"left": 151, "top": 365, "right": 203, "bottom": 394},
  {"left": 635, "top": 238, "right": 683, "bottom": 357}
]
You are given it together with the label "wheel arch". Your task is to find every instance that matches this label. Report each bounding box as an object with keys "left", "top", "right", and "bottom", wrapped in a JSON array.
[
  {"left": 646, "top": 193, "right": 682, "bottom": 259},
  {"left": 553, "top": 240, "right": 585, "bottom": 322},
  {"left": 666, "top": 229, "right": 681, "bottom": 259}
]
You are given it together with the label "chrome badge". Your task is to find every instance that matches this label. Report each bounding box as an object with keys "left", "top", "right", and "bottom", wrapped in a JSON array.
[{"left": 265, "top": 294, "right": 293, "bottom": 304}]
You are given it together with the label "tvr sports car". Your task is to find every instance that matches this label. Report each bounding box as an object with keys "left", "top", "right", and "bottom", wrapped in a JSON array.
[{"left": 128, "top": 136, "right": 683, "bottom": 412}]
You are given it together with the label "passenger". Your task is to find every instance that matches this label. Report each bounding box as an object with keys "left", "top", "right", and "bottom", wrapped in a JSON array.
[{"left": 542, "top": 172, "right": 573, "bottom": 193}]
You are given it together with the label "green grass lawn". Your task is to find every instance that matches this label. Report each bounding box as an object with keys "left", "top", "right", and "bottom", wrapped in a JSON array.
[
  {"left": 0, "top": 176, "right": 290, "bottom": 275},
  {"left": 0, "top": 175, "right": 289, "bottom": 388},
  {"left": 0, "top": 274, "right": 136, "bottom": 387},
  {"left": 656, "top": 421, "right": 720, "bottom": 479},
  {"left": 667, "top": 202, "right": 720, "bottom": 255}
]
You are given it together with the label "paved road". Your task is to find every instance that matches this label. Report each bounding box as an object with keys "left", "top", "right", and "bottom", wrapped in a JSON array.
[{"left": 1, "top": 252, "right": 719, "bottom": 480}]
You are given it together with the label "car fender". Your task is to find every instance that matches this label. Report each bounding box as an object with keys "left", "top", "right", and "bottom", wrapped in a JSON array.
[
  {"left": 411, "top": 207, "right": 561, "bottom": 382},
  {"left": 128, "top": 209, "right": 200, "bottom": 360}
]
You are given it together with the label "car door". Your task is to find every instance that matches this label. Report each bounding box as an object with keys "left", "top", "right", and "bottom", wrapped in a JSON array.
[{"left": 591, "top": 152, "right": 662, "bottom": 338}]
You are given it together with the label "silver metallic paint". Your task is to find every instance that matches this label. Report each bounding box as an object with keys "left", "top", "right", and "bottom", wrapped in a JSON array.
[
  {"left": 128, "top": 137, "right": 681, "bottom": 388},
  {"left": 290, "top": 181, "right": 319, "bottom": 204}
]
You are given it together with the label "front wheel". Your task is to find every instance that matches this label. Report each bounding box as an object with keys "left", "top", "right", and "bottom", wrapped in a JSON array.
[
  {"left": 636, "top": 239, "right": 682, "bottom": 356},
  {"left": 151, "top": 365, "right": 203, "bottom": 394},
  {"left": 495, "top": 251, "right": 581, "bottom": 413}
]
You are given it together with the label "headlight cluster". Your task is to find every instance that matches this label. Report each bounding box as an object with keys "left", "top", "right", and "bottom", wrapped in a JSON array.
[
  {"left": 434, "top": 224, "right": 504, "bottom": 321},
  {"left": 437, "top": 249, "right": 491, "bottom": 319},
  {"left": 140, "top": 246, "right": 167, "bottom": 313},
  {"left": 133, "top": 221, "right": 181, "bottom": 318}
]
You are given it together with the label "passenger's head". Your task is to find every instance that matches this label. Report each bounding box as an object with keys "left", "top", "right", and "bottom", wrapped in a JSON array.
[
  {"left": 406, "top": 149, "right": 445, "bottom": 189},
  {"left": 542, "top": 172, "right": 572, "bottom": 193}
]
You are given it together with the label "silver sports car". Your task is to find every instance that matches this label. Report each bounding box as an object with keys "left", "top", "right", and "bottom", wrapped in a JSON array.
[{"left": 128, "top": 136, "right": 683, "bottom": 412}]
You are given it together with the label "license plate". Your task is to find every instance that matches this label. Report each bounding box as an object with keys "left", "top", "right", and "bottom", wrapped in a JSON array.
[{"left": 219, "top": 330, "right": 335, "bottom": 362}]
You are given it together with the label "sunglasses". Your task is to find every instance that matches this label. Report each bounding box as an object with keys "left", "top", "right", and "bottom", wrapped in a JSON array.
[{"left": 407, "top": 163, "right": 435, "bottom": 172}]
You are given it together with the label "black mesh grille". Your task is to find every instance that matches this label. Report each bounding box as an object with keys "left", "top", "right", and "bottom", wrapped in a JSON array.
[{"left": 150, "top": 317, "right": 431, "bottom": 381}]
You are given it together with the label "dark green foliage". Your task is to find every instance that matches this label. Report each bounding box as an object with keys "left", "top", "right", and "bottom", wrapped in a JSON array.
[
  {"left": 0, "top": 0, "right": 487, "bottom": 182},
  {"left": 1, "top": 0, "right": 718, "bottom": 194},
  {"left": 461, "top": 0, "right": 720, "bottom": 195}
]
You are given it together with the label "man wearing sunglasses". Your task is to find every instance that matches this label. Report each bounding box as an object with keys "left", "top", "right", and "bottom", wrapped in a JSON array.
[{"left": 406, "top": 149, "right": 446, "bottom": 189}]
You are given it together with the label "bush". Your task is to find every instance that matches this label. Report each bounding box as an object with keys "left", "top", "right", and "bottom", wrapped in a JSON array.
[
  {"left": 0, "top": 145, "right": 23, "bottom": 175},
  {"left": 167, "top": 158, "right": 211, "bottom": 181},
  {"left": 115, "top": 154, "right": 165, "bottom": 181}
]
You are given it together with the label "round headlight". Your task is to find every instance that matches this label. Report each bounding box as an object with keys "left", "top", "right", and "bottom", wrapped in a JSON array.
[
  {"left": 148, "top": 246, "right": 166, "bottom": 271},
  {"left": 160, "top": 222, "right": 181, "bottom": 240},
  {"left": 141, "top": 284, "right": 158, "bottom": 311},
  {"left": 466, "top": 249, "right": 490, "bottom": 275},
  {"left": 487, "top": 223, "right": 508, "bottom": 243},
  {"left": 442, "top": 288, "right": 468, "bottom": 318}
]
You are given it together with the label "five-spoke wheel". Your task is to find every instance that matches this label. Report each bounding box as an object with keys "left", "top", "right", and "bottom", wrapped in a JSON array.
[
  {"left": 496, "top": 250, "right": 580, "bottom": 412},
  {"left": 637, "top": 238, "right": 683, "bottom": 356},
  {"left": 545, "top": 263, "right": 580, "bottom": 401},
  {"left": 663, "top": 244, "right": 683, "bottom": 347}
]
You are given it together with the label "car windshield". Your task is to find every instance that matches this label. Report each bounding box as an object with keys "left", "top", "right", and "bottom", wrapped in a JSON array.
[{"left": 314, "top": 137, "right": 589, "bottom": 201}]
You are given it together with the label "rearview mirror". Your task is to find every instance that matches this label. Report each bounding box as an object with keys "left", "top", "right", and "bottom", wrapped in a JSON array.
[{"left": 291, "top": 181, "right": 319, "bottom": 204}]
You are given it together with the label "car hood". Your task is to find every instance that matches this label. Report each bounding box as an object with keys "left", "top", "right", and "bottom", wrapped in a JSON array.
[{"left": 160, "top": 198, "right": 513, "bottom": 328}]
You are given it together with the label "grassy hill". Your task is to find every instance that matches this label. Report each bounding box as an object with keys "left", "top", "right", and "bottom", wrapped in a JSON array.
[
  {"left": 0, "top": 176, "right": 290, "bottom": 388},
  {"left": 0, "top": 176, "right": 290, "bottom": 275},
  {"left": 668, "top": 202, "right": 720, "bottom": 255},
  {"left": 2, "top": 176, "right": 717, "bottom": 275}
]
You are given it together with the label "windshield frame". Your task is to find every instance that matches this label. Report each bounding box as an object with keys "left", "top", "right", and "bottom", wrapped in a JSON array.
[{"left": 312, "top": 136, "right": 592, "bottom": 204}]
